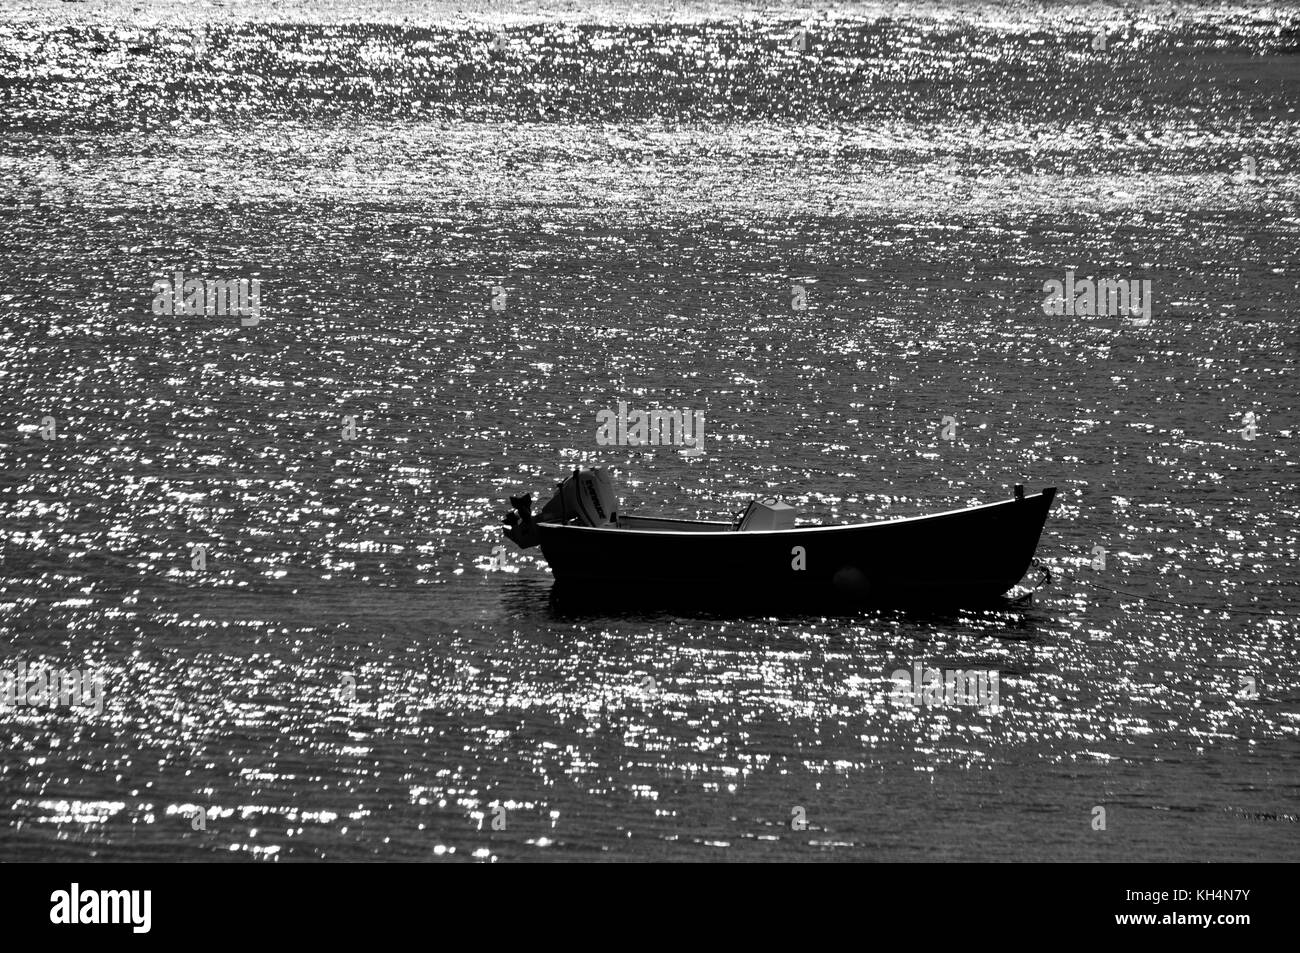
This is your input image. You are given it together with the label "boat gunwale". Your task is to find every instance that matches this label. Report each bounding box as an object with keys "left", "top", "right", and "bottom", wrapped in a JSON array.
[
  {"left": 537, "top": 488, "right": 1056, "bottom": 538},
  {"left": 618, "top": 515, "right": 734, "bottom": 529}
]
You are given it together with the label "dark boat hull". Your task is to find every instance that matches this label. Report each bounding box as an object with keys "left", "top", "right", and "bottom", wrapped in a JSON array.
[{"left": 537, "top": 489, "right": 1055, "bottom": 606}]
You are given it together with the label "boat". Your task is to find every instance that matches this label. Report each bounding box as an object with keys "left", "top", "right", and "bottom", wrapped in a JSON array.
[{"left": 502, "top": 469, "right": 1055, "bottom": 607}]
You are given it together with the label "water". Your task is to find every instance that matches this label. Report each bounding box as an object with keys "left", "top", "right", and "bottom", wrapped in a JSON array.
[{"left": 0, "top": 0, "right": 1297, "bottom": 861}]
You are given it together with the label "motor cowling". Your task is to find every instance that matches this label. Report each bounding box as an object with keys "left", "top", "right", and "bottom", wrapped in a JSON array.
[{"left": 503, "top": 469, "right": 618, "bottom": 548}]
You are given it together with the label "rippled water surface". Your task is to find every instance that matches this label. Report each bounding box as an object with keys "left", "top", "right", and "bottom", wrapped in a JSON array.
[{"left": 1, "top": 0, "right": 1298, "bottom": 861}]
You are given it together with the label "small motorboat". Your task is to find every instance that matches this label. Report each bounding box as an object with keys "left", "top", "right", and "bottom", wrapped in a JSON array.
[{"left": 503, "top": 469, "right": 1055, "bottom": 607}]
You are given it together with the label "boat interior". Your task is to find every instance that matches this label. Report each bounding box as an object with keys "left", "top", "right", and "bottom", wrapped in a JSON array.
[
  {"left": 539, "top": 469, "right": 799, "bottom": 533},
  {"left": 614, "top": 514, "right": 734, "bottom": 532}
]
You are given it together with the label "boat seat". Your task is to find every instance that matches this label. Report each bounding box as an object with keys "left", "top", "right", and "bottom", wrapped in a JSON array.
[{"left": 737, "top": 499, "right": 796, "bottom": 531}]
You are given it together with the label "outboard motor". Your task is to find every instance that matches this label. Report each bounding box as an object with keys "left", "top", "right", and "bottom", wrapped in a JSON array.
[{"left": 503, "top": 468, "right": 618, "bottom": 548}]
